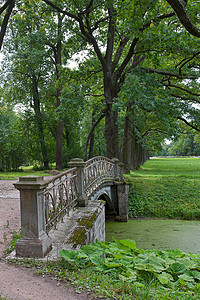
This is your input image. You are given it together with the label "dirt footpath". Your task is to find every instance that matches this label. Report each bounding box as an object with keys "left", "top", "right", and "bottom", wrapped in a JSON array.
[{"left": 0, "top": 180, "right": 96, "bottom": 300}]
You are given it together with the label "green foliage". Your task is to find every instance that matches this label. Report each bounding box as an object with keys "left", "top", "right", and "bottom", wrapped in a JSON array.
[
  {"left": 59, "top": 239, "right": 200, "bottom": 299},
  {"left": 5, "top": 230, "right": 21, "bottom": 254},
  {"left": 167, "top": 133, "right": 200, "bottom": 157},
  {"left": 127, "top": 158, "right": 200, "bottom": 219},
  {"left": 0, "top": 104, "right": 27, "bottom": 171}
]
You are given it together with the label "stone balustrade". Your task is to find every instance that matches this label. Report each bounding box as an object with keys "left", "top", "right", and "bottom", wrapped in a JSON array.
[{"left": 14, "top": 156, "right": 128, "bottom": 258}]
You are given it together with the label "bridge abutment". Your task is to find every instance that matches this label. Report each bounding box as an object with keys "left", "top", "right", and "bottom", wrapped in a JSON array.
[{"left": 115, "top": 182, "right": 129, "bottom": 222}]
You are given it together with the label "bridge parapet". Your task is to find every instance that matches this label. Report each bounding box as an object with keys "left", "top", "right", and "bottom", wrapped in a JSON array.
[
  {"left": 83, "top": 156, "right": 124, "bottom": 197},
  {"left": 44, "top": 167, "right": 78, "bottom": 233},
  {"left": 14, "top": 156, "right": 128, "bottom": 258}
]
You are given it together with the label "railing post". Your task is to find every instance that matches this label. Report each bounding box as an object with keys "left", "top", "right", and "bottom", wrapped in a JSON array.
[
  {"left": 68, "top": 158, "right": 88, "bottom": 207},
  {"left": 112, "top": 158, "right": 120, "bottom": 181},
  {"left": 14, "top": 176, "right": 52, "bottom": 258},
  {"left": 119, "top": 162, "right": 125, "bottom": 181}
]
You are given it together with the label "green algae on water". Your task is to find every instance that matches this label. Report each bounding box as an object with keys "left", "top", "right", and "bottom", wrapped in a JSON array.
[{"left": 105, "top": 219, "right": 200, "bottom": 254}]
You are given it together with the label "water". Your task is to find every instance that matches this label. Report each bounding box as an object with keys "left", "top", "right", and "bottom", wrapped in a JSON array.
[{"left": 105, "top": 219, "right": 200, "bottom": 254}]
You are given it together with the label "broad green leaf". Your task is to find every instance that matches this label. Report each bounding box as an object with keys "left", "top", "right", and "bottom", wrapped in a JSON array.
[
  {"left": 59, "top": 249, "right": 78, "bottom": 262},
  {"left": 178, "top": 273, "right": 195, "bottom": 282},
  {"left": 179, "top": 257, "right": 198, "bottom": 270},
  {"left": 168, "top": 262, "right": 187, "bottom": 275},
  {"left": 119, "top": 270, "right": 137, "bottom": 282},
  {"left": 165, "top": 249, "right": 186, "bottom": 258},
  {"left": 104, "top": 258, "right": 122, "bottom": 268},
  {"left": 119, "top": 239, "right": 137, "bottom": 251},
  {"left": 165, "top": 258, "right": 176, "bottom": 265},
  {"left": 148, "top": 255, "right": 165, "bottom": 267},
  {"left": 90, "top": 256, "right": 104, "bottom": 266},
  {"left": 80, "top": 244, "right": 104, "bottom": 257},
  {"left": 192, "top": 270, "right": 200, "bottom": 281},
  {"left": 178, "top": 278, "right": 187, "bottom": 286},
  {"left": 156, "top": 272, "right": 174, "bottom": 285}
]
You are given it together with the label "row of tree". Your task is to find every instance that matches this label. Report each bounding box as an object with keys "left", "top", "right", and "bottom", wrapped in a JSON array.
[
  {"left": 159, "top": 132, "right": 200, "bottom": 157},
  {"left": 1, "top": 0, "right": 200, "bottom": 171}
]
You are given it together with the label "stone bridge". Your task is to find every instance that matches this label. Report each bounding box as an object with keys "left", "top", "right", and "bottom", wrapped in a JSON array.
[{"left": 14, "top": 157, "right": 129, "bottom": 258}]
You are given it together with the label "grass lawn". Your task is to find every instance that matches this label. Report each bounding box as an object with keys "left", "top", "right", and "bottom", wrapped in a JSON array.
[
  {"left": 126, "top": 157, "right": 200, "bottom": 220},
  {"left": 0, "top": 166, "right": 56, "bottom": 180}
]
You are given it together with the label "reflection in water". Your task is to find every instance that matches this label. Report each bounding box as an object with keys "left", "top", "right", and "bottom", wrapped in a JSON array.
[{"left": 105, "top": 219, "right": 200, "bottom": 254}]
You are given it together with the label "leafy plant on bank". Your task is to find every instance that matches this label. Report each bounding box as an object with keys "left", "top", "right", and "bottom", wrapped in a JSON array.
[
  {"left": 4, "top": 230, "right": 21, "bottom": 255},
  {"left": 58, "top": 239, "right": 200, "bottom": 299}
]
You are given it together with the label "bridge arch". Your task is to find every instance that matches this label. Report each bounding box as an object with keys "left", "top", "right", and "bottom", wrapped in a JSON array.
[{"left": 91, "top": 187, "right": 117, "bottom": 219}]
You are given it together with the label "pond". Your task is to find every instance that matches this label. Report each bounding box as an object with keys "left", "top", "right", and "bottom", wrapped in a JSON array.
[{"left": 105, "top": 219, "right": 200, "bottom": 254}]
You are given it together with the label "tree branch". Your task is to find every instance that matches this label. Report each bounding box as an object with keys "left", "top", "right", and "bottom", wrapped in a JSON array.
[
  {"left": 0, "top": 0, "right": 15, "bottom": 50},
  {"left": 112, "top": 36, "right": 129, "bottom": 71},
  {"left": 175, "top": 52, "right": 200, "bottom": 75},
  {"left": 165, "top": 83, "right": 200, "bottom": 97},
  {"left": 114, "top": 37, "right": 139, "bottom": 81},
  {"left": 141, "top": 67, "right": 182, "bottom": 78},
  {"left": 84, "top": 113, "right": 105, "bottom": 160},
  {"left": 171, "top": 93, "right": 200, "bottom": 104},
  {"left": 42, "top": 0, "right": 79, "bottom": 21},
  {"left": 165, "top": 0, "right": 200, "bottom": 37},
  {"left": 178, "top": 116, "right": 200, "bottom": 132},
  {"left": 78, "top": 16, "right": 107, "bottom": 70},
  {"left": 105, "top": 6, "right": 115, "bottom": 65},
  {"left": 0, "top": 0, "right": 13, "bottom": 14}
]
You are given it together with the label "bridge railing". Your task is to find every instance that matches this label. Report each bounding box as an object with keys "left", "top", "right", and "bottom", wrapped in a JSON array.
[
  {"left": 14, "top": 156, "right": 125, "bottom": 257},
  {"left": 44, "top": 167, "right": 78, "bottom": 233},
  {"left": 84, "top": 156, "right": 123, "bottom": 197}
]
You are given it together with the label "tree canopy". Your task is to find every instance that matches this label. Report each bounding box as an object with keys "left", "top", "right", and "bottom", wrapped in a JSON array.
[{"left": 0, "top": 0, "right": 200, "bottom": 170}]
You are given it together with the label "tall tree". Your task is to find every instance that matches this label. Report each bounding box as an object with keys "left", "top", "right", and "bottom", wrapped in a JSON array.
[{"left": 42, "top": 0, "right": 177, "bottom": 160}]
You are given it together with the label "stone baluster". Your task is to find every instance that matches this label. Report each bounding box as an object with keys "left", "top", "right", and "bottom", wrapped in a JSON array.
[
  {"left": 14, "top": 176, "right": 52, "bottom": 258},
  {"left": 112, "top": 158, "right": 120, "bottom": 181},
  {"left": 68, "top": 158, "right": 88, "bottom": 207},
  {"left": 119, "top": 162, "right": 124, "bottom": 181}
]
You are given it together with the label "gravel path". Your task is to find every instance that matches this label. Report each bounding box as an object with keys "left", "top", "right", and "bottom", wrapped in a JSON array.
[{"left": 0, "top": 180, "right": 96, "bottom": 300}]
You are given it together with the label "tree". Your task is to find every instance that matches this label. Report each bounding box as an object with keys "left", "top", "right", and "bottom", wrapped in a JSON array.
[
  {"left": 0, "top": 102, "right": 26, "bottom": 170},
  {"left": 1, "top": 0, "right": 200, "bottom": 171},
  {"left": 41, "top": 0, "right": 178, "bottom": 161},
  {"left": 1, "top": 1, "right": 75, "bottom": 169}
]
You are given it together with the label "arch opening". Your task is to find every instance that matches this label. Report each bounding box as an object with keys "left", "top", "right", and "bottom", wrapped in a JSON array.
[{"left": 97, "top": 193, "right": 116, "bottom": 220}]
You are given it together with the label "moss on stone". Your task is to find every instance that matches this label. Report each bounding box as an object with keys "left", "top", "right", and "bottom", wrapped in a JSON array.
[
  {"left": 67, "top": 227, "right": 87, "bottom": 248},
  {"left": 77, "top": 211, "right": 98, "bottom": 229},
  {"left": 67, "top": 210, "right": 98, "bottom": 248}
]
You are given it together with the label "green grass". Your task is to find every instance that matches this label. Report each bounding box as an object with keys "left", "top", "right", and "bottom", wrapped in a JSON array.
[
  {"left": 0, "top": 166, "right": 55, "bottom": 180},
  {"left": 126, "top": 158, "right": 200, "bottom": 220}
]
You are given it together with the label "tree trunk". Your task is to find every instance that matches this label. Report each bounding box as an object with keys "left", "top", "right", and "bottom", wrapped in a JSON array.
[
  {"left": 88, "top": 132, "right": 94, "bottom": 159},
  {"left": 122, "top": 104, "right": 139, "bottom": 171},
  {"left": 55, "top": 15, "right": 63, "bottom": 170},
  {"left": 56, "top": 120, "right": 63, "bottom": 169},
  {"left": 32, "top": 76, "right": 49, "bottom": 169},
  {"left": 105, "top": 107, "right": 119, "bottom": 159},
  {"left": 104, "top": 69, "right": 119, "bottom": 159},
  {"left": 84, "top": 113, "right": 105, "bottom": 161},
  {"left": 122, "top": 104, "right": 149, "bottom": 171},
  {"left": 122, "top": 114, "right": 139, "bottom": 171}
]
